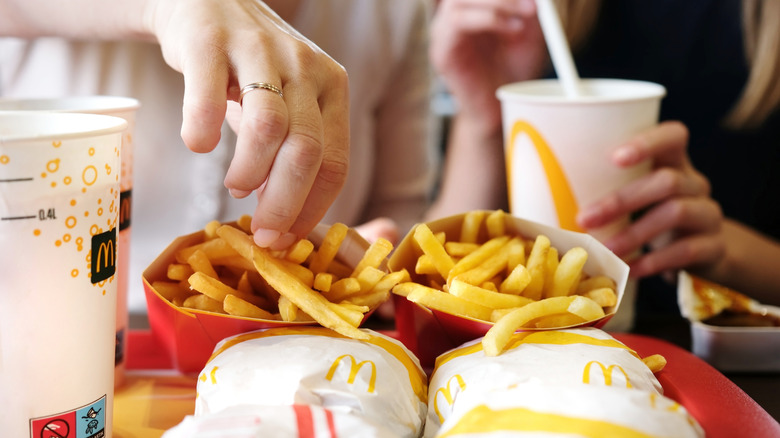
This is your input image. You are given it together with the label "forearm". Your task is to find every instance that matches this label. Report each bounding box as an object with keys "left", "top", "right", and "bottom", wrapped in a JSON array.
[
  {"left": 710, "top": 219, "right": 780, "bottom": 305},
  {"left": 426, "top": 114, "right": 508, "bottom": 221},
  {"left": 0, "top": 0, "right": 153, "bottom": 40}
]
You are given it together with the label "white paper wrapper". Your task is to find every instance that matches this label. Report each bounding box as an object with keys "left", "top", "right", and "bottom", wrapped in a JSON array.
[
  {"left": 192, "top": 327, "right": 427, "bottom": 438},
  {"left": 163, "top": 404, "right": 397, "bottom": 438},
  {"left": 435, "top": 382, "right": 704, "bottom": 438},
  {"left": 424, "top": 328, "right": 662, "bottom": 437}
]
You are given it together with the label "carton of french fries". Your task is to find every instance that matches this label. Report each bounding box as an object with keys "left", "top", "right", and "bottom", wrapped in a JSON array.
[
  {"left": 388, "top": 210, "right": 630, "bottom": 367},
  {"left": 143, "top": 216, "right": 403, "bottom": 373}
]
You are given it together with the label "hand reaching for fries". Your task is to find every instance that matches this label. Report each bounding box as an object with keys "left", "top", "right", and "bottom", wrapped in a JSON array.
[
  {"left": 150, "top": 216, "right": 408, "bottom": 340},
  {"left": 390, "top": 210, "right": 621, "bottom": 356}
]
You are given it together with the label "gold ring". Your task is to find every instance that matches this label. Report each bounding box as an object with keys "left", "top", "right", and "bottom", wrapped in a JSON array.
[{"left": 239, "top": 82, "right": 284, "bottom": 104}]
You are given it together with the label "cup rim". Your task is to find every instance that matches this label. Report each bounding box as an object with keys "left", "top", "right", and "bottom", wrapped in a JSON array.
[
  {"left": 0, "top": 111, "right": 128, "bottom": 142},
  {"left": 0, "top": 95, "right": 141, "bottom": 114},
  {"left": 496, "top": 78, "right": 667, "bottom": 104}
]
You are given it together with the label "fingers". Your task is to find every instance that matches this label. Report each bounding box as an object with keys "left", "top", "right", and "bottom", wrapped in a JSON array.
[
  {"left": 628, "top": 233, "right": 726, "bottom": 279},
  {"left": 224, "top": 78, "right": 288, "bottom": 198},
  {"left": 603, "top": 197, "right": 723, "bottom": 259},
  {"left": 578, "top": 165, "right": 711, "bottom": 229},
  {"left": 611, "top": 120, "right": 690, "bottom": 168},
  {"left": 179, "top": 46, "right": 230, "bottom": 154},
  {"left": 353, "top": 218, "right": 401, "bottom": 245}
]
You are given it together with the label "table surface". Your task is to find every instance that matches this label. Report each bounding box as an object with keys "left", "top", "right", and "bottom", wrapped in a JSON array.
[{"left": 118, "top": 316, "right": 780, "bottom": 438}]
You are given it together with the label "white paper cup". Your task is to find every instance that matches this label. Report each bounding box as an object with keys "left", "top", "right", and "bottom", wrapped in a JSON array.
[
  {"left": 497, "top": 79, "right": 666, "bottom": 330},
  {"left": 0, "top": 112, "right": 126, "bottom": 438},
  {"left": 0, "top": 96, "right": 139, "bottom": 387}
]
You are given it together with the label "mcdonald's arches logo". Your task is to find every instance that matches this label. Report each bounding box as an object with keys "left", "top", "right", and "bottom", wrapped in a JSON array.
[
  {"left": 326, "top": 354, "right": 376, "bottom": 393},
  {"left": 91, "top": 227, "right": 117, "bottom": 283},
  {"left": 119, "top": 189, "right": 132, "bottom": 231},
  {"left": 582, "top": 361, "right": 632, "bottom": 388},
  {"left": 433, "top": 374, "right": 467, "bottom": 423},
  {"left": 505, "top": 120, "right": 583, "bottom": 232}
]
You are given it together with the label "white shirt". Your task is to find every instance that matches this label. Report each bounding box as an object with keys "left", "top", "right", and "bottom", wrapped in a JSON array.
[{"left": 0, "top": 0, "right": 437, "bottom": 313}]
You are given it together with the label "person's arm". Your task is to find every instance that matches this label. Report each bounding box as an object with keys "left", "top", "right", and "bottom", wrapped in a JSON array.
[
  {"left": 0, "top": 0, "right": 350, "bottom": 250},
  {"left": 425, "top": 0, "right": 547, "bottom": 220}
]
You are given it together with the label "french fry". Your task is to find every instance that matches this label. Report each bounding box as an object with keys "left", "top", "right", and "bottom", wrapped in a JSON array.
[
  {"left": 444, "top": 241, "right": 479, "bottom": 257},
  {"left": 182, "top": 293, "right": 224, "bottom": 313},
  {"left": 548, "top": 246, "right": 587, "bottom": 298},
  {"left": 251, "top": 246, "right": 369, "bottom": 340},
  {"left": 224, "top": 294, "right": 277, "bottom": 320},
  {"left": 396, "top": 282, "right": 493, "bottom": 321},
  {"left": 581, "top": 287, "right": 618, "bottom": 307},
  {"left": 167, "top": 263, "right": 194, "bottom": 281},
  {"left": 642, "top": 354, "right": 667, "bottom": 373},
  {"left": 449, "top": 279, "right": 534, "bottom": 309},
  {"left": 309, "top": 222, "right": 348, "bottom": 274},
  {"left": 483, "top": 295, "right": 604, "bottom": 356},
  {"left": 414, "top": 223, "right": 455, "bottom": 279},
  {"left": 313, "top": 272, "right": 334, "bottom": 292},
  {"left": 187, "top": 249, "right": 219, "bottom": 280},
  {"left": 283, "top": 239, "right": 315, "bottom": 265},
  {"left": 460, "top": 210, "right": 487, "bottom": 243},
  {"left": 351, "top": 237, "right": 393, "bottom": 277},
  {"left": 485, "top": 209, "right": 507, "bottom": 239}
]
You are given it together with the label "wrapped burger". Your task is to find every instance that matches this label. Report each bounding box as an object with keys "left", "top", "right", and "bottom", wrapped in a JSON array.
[
  {"left": 424, "top": 327, "right": 703, "bottom": 437},
  {"left": 166, "top": 326, "right": 428, "bottom": 438}
]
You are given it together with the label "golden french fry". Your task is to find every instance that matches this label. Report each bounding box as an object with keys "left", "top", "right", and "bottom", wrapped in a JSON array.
[
  {"left": 345, "top": 289, "right": 390, "bottom": 308},
  {"left": 182, "top": 293, "right": 225, "bottom": 313},
  {"left": 284, "top": 239, "right": 315, "bottom": 265},
  {"left": 444, "top": 241, "right": 479, "bottom": 257},
  {"left": 522, "top": 235, "right": 550, "bottom": 300},
  {"left": 351, "top": 237, "right": 393, "bottom": 277},
  {"left": 187, "top": 249, "right": 220, "bottom": 279},
  {"left": 548, "top": 247, "right": 588, "bottom": 298},
  {"left": 642, "top": 354, "right": 667, "bottom": 373},
  {"left": 499, "top": 263, "right": 532, "bottom": 295},
  {"left": 167, "top": 263, "right": 195, "bottom": 281},
  {"left": 414, "top": 223, "right": 455, "bottom": 279},
  {"left": 485, "top": 209, "right": 507, "bottom": 239},
  {"left": 448, "top": 235, "right": 510, "bottom": 282},
  {"left": 224, "top": 294, "right": 277, "bottom": 320},
  {"left": 176, "top": 237, "right": 240, "bottom": 264},
  {"left": 327, "top": 302, "right": 367, "bottom": 327},
  {"left": 323, "top": 277, "right": 362, "bottom": 302},
  {"left": 415, "top": 254, "right": 439, "bottom": 276},
  {"left": 278, "top": 296, "right": 299, "bottom": 322},
  {"left": 236, "top": 214, "right": 253, "bottom": 233},
  {"left": 370, "top": 269, "right": 410, "bottom": 294},
  {"left": 355, "top": 266, "right": 386, "bottom": 292},
  {"left": 204, "top": 220, "right": 221, "bottom": 240},
  {"left": 395, "top": 282, "right": 493, "bottom": 321},
  {"left": 449, "top": 279, "right": 534, "bottom": 309},
  {"left": 452, "top": 238, "right": 523, "bottom": 287},
  {"left": 533, "top": 313, "right": 586, "bottom": 328},
  {"left": 576, "top": 275, "right": 617, "bottom": 295},
  {"left": 151, "top": 280, "right": 192, "bottom": 302},
  {"left": 483, "top": 295, "right": 605, "bottom": 356},
  {"left": 581, "top": 287, "right": 618, "bottom": 307},
  {"left": 251, "top": 246, "right": 369, "bottom": 340},
  {"left": 541, "top": 247, "right": 559, "bottom": 298},
  {"left": 309, "top": 222, "right": 348, "bottom": 274},
  {"left": 460, "top": 210, "right": 487, "bottom": 243},
  {"left": 313, "top": 272, "right": 334, "bottom": 292}
]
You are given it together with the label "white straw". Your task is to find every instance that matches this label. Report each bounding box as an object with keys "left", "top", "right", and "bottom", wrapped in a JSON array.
[{"left": 536, "top": 0, "right": 582, "bottom": 97}]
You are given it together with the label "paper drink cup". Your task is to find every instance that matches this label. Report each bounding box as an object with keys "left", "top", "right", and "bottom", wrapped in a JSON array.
[
  {"left": 497, "top": 79, "right": 665, "bottom": 330},
  {"left": 0, "top": 96, "right": 139, "bottom": 387},
  {"left": 0, "top": 112, "right": 125, "bottom": 438}
]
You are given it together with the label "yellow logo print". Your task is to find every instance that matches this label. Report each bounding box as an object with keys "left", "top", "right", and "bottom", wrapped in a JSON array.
[
  {"left": 326, "top": 354, "right": 376, "bottom": 393},
  {"left": 506, "top": 120, "right": 582, "bottom": 232},
  {"left": 582, "top": 361, "right": 632, "bottom": 388},
  {"left": 433, "top": 374, "right": 467, "bottom": 424}
]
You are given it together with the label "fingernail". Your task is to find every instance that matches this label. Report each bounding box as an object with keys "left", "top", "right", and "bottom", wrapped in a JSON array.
[
  {"left": 270, "top": 232, "right": 299, "bottom": 251},
  {"left": 229, "top": 188, "right": 252, "bottom": 199},
  {"left": 576, "top": 205, "right": 601, "bottom": 227},
  {"left": 253, "top": 228, "right": 282, "bottom": 247},
  {"left": 613, "top": 144, "right": 641, "bottom": 165}
]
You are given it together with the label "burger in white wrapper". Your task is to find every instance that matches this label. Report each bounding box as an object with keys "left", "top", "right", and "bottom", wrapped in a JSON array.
[
  {"left": 434, "top": 382, "right": 704, "bottom": 437},
  {"left": 425, "top": 327, "right": 669, "bottom": 437},
  {"left": 163, "top": 404, "right": 397, "bottom": 438},
  {"left": 188, "top": 326, "right": 428, "bottom": 438}
]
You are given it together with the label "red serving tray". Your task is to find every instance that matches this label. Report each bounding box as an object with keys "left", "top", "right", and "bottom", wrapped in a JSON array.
[{"left": 125, "top": 330, "right": 779, "bottom": 438}]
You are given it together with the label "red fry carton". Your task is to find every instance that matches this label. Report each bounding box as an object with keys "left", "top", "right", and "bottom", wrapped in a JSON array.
[
  {"left": 143, "top": 223, "right": 373, "bottom": 374},
  {"left": 387, "top": 211, "right": 630, "bottom": 368}
]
